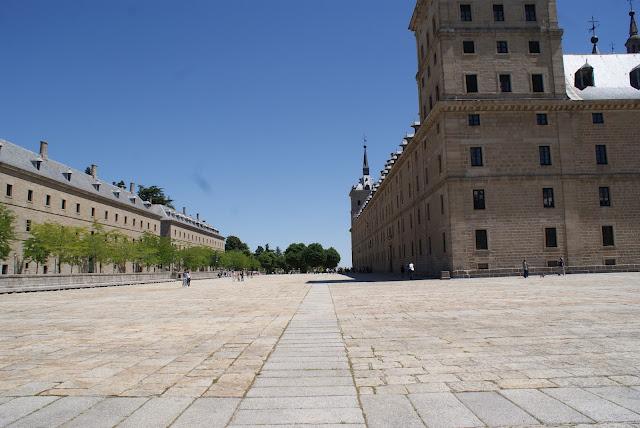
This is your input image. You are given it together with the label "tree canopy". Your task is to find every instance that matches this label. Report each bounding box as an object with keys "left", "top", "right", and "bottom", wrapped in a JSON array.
[
  {"left": 225, "top": 236, "right": 250, "bottom": 255},
  {"left": 0, "top": 203, "right": 15, "bottom": 260},
  {"left": 138, "top": 185, "right": 174, "bottom": 209}
]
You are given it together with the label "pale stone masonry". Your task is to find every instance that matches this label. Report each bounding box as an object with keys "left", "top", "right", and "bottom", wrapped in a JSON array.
[
  {"left": 350, "top": 0, "right": 640, "bottom": 276},
  {"left": 0, "top": 139, "right": 224, "bottom": 275}
]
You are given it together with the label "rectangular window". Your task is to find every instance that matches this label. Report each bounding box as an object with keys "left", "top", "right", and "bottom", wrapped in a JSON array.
[
  {"left": 91, "top": 207, "right": 95, "bottom": 217},
  {"left": 539, "top": 146, "right": 552, "bottom": 165},
  {"left": 475, "top": 230, "right": 488, "bottom": 250},
  {"left": 125, "top": 216, "right": 128, "bottom": 225},
  {"left": 115, "top": 213, "right": 119, "bottom": 222},
  {"left": 532, "top": 74, "right": 544, "bottom": 92},
  {"left": 545, "top": 228, "right": 558, "bottom": 248},
  {"left": 602, "top": 226, "right": 615, "bottom": 247},
  {"left": 596, "top": 145, "right": 608, "bottom": 165},
  {"left": 525, "top": 4, "right": 537, "bottom": 21},
  {"left": 427, "top": 203, "right": 431, "bottom": 221},
  {"left": 460, "top": 4, "right": 472, "bottom": 21},
  {"left": 466, "top": 74, "right": 479, "bottom": 93},
  {"left": 428, "top": 236, "right": 432, "bottom": 255},
  {"left": 463, "top": 40, "right": 475, "bottom": 54},
  {"left": 26, "top": 220, "right": 31, "bottom": 232},
  {"left": 45, "top": 195, "right": 51, "bottom": 206},
  {"left": 468, "top": 114, "right": 481, "bottom": 126},
  {"left": 473, "top": 189, "right": 486, "bottom": 210},
  {"left": 105, "top": 211, "right": 109, "bottom": 220},
  {"left": 438, "top": 155, "right": 442, "bottom": 174},
  {"left": 27, "top": 190, "right": 33, "bottom": 202},
  {"left": 493, "top": 4, "right": 505, "bottom": 21},
  {"left": 536, "top": 113, "right": 548, "bottom": 125},
  {"left": 76, "top": 203, "right": 81, "bottom": 214},
  {"left": 543, "top": 188, "right": 555, "bottom": 208},
  {"left": 604, "top": 258, "right": 616, "bottom": 266},
  {"left": 499, "top": 74, "right": 512, "bottom": 92},
  {"left": 470, "top": 147, "right": 483, "bottom": 166},
  {"left": 497, "top": 41, "right": 509, "bottom": 54},
  {"left": 529, "top": 40, "right": 541, "bottom": 53},
  {"left": 440, "top": 194, "right": 444, "bottom": 214},
  {"left": 592, "top": 112, "right": 604, "bottom": 124},
  {"left": 61, "top": 199, "right": 66, "bottom": 210},
  {"left": 5, "top": 184, "right": 12, "bottom": 197},
  {"left": 443, "top": 232, "right": 447, "bottom": 253},
  {"left": 599, "top": 187, "right": 611, "bottom": 207}
]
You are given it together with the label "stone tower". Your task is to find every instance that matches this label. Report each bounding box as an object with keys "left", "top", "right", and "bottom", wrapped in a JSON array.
[
  {"left": 410, "top": 0, "right": 567, "bottom": 122},
  {"left": 626, "top": 4, "right": 640, "bottom": 53},
  {"left": 349, "top": 145, "right": 373, "bottom": 222}
]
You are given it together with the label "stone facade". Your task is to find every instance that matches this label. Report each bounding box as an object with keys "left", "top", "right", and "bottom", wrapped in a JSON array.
[
  {"left": 0, "top": 140, "right": 224, "bottom": 275},
  {"left": 350, "top": 0, "right": 640, "bottom": 276}
]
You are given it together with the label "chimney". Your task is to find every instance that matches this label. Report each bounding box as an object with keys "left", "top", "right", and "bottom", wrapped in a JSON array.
[
  {"left": 182, "top": 207, "right": 186, "bottom": 215},
  {"left": 196, "top": 213, "right": 200, "bottom": 220},
  {"left": 130, "top": 182, "right": 136, "bottom": 194},
  {"left": 90, "top": 164, "right": 98, "bottom": 179},
  {"left": 39, "top": 141, "right": 48, "bottom": 160}
]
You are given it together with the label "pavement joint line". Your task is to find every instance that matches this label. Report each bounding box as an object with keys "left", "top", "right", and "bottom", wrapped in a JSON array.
[
  {"left": 538, "top": 387, "right": 600, "bottom": 423},
  {"left": 224, "top": 284, "right": 312, "bottom": 426},
  {"left": 327, "top": 283, "right": 371, "bottom": 428},
  {"left": 494, "top": 389, "right": 545, "bottom": 425}
]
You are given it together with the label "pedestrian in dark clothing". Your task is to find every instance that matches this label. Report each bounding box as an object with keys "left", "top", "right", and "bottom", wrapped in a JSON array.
[{"left": 522, "top": 259, "right": 529, "bottom": 279}]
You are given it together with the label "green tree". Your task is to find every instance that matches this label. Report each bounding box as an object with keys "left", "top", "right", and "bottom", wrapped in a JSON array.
[
  {"left": 157, "top": 237, "right": 177, "bottom": 270},
  {"left": 138, "top": 185, "right": 174, "bottom": 209},
  {"left": 258, "top": 251, "right": 277, "bottom": 273},
  {"left": 254, "top": 245, "right": 265, "bottom": 257},
  {"left": 0, "top": 203, "right": 15, "bottom": 261},
  {"left": 105, "top": 231, "right": 132, "bottom": 273},
  {"left": 303, "top": 243, "right": 326, "bottom": 271},
  {"left": 285, "top": 243, "right": 307, "bottom": 272},
  {"left": 81, "top": 224, "right": 110, "bottom": 273},
  {"left": 225, "top": 236, "right": 250, "bottom": 255},
  {"left": 23, "top": 234, "right": 49, "bottom": 274},
  {"left": 324, "top": 247, "right": 341, "bottom": 269},
  {"left": 133, "top": 233, "right": 162, "bottom": 271}
]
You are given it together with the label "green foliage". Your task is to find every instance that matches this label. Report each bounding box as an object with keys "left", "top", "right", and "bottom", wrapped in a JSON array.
[
  {"left": 220, "top": 250, "right": 257, "bottom": 270},
  {"left": 324, "top": 247, "right": 341, "bottom": 269},
  {"left": 138, "top": 185, "right": 174, "bottom": 209},
  {"left": 285, "top": 243, "right": 307, "bottom": 272},
  {"left": 254, "top": 245, "right": 265, "bottom": 257},
  {"left": 0, "top": 203, "right": 15, "bottom": 260},
  {"left": 23, "top": 235, "right": 49, "bottom": 273},
  {"left": 225, "top": 236, "right": 250, "bottom": 255},
  {"left": 303, "top": 243, "right": 326, "bottom": 270},
  {"left": 258, "top": 251, "right": 278, "bottom": 273}
]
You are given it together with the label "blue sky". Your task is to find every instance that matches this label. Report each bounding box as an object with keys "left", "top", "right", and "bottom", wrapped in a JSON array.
[{"left": 1, "top": 0, "right": 635, "bottom": 266}]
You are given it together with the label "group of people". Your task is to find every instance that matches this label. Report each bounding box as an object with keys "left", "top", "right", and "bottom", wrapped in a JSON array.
[
  {"left": 522, "top": 257, "right": 566, "bottom": 278},
  {"left": 181, "top": 270, "right": 191, "bottom": 287}
]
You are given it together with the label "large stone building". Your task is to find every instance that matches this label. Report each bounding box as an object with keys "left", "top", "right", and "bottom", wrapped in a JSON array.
[
  {"left": 0, "top": 139, "right": 225, "bottom": 275},
  {"left": 350, "top": 0, "right": 640, "bottom": 276}
]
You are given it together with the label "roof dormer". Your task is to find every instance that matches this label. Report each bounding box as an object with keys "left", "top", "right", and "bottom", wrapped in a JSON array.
[{"left": 575, "top": 63, "right": 595, "bottom": 90}]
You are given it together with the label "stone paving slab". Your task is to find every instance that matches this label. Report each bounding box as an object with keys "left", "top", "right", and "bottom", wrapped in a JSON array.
[
  {"left": 171, "top": 398, "right": 240, "bottom": 428},
  {"left": 7, "top": 396, "right": 101, "bottom": 428},
  {"left": 117, "top": 397, "right": 193, "bottom": 427},
  {"left": 0, "top": 396, "right": 60, "bottom": 426},
  {"left": 543, "top": 387, "right": 640, "bottom": 422},
  {"left": 61, "top": 397, "right": 148, "bottom": 428},
  {"left": 360, "top": 395, "right": 425, "bottom": 428}
]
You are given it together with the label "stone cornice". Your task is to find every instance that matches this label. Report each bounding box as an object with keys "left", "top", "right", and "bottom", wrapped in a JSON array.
[{"left": 353, "top": 97, "right": 640, "bottom": 224}]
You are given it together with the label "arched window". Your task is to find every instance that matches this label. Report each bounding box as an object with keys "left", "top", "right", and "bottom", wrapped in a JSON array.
[
  {"left": 575, "top": 63, "right": 595, "bottom": 90},
  {"left": 630, "top": 66, "right": 640, "bottom": 90}
]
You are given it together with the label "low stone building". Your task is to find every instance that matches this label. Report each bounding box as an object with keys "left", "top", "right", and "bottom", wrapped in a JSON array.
[
  {"left": 151, "top": 205, "right": 224, "bottom": 251},
  {"left": 0, "top": 139, "right": 224, "bottom": 275},
  {"left": 350, "top": 0, "right": 640, "bottom": 277}
]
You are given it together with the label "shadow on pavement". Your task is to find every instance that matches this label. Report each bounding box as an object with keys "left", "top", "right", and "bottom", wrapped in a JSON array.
[{"left": 306, "top": 273, "right": 426, "bottom": 284}]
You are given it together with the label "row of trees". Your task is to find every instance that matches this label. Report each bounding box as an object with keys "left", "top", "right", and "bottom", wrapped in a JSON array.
[{"left": 0, "top": 202, "right": 342, "bottom": 274}]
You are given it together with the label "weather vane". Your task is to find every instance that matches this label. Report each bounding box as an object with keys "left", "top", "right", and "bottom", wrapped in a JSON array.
[
  {"left": 588, "top": 16, "right": 600, "bottom": 38},
  {"left": 363, "top": 134, "right": 367, "bottom": 149},
  {"left": 630, "top": 0, "right": 635, "bottom": 12}
]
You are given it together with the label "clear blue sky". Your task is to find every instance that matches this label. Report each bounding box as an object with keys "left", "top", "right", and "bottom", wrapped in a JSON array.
[{"left": 1, "top": 0, "right": 634, "bottom": 266}]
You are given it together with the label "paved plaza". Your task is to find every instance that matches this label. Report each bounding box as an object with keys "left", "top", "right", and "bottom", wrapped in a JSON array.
[{"left": 0, "top": 273, "right": 640, "bottom": 427}]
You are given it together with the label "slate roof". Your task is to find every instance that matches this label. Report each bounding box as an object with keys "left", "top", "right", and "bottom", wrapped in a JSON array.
[
  {"left": 0, "top": 139, "right": 223, "bottom": 238},
  {"left": 563, "top": 54, "right": 640, "bottom": 100},
  {"left": 149, "top": 204, "right": 222, "bottom": 237}
]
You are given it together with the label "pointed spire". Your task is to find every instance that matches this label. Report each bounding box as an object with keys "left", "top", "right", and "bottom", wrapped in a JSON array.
[
  {"left": 630, "top": 0, "right": 638, "bottom": 36},
  {"left": 362, "top": 137, "right": 370, "bottom": 177},
  {"left": 589, "top": 16, "right": 600, "bottom": 54},
  {"left": 627, "top": 0, "right": 640, "bottom": 53}
]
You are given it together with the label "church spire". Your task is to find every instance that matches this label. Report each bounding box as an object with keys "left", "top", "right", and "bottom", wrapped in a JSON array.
[
  {"left": 362, "top": 142, "right": 370, "bottom": 177},
  {"left": 627, "top": 0, "right": 640, "bottom": 53}
]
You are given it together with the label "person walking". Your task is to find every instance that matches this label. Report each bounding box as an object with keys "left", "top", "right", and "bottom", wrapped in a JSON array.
[
  {"left": 559, "top": 256, "right": 566, "bottom": 276},
  {"left": 186, "top": 270, "right": 191, "bottom": 287},
  {"left": 408, "top": 262, "right": 415, "bottom": 280},
  {"left": 522, "top": 259, "right": 529, "bottom": 279},
  {"left": 182, "top": 270, "right": 188, "bottom": 287}
]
